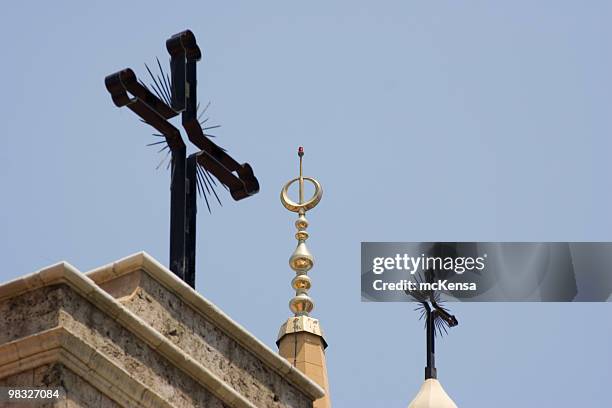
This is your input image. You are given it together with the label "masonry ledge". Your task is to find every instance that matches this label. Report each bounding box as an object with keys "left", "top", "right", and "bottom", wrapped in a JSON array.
[
  {"left": 87, "top": 251, "right": 326, "bottom": 401},
  {"left": 0, "top": 262, "right": 260, "bottom": 408}
]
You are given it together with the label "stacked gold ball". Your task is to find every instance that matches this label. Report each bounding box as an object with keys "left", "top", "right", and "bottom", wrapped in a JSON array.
[{"left": 288, "top": 213, "right": 315, "bottom": 315}]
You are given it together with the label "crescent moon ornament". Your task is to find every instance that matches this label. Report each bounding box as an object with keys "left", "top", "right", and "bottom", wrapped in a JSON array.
[
  {"left": 280, "top": 177, "right": 323, "bottom": 213},
  {"left": 280, "top": 146, "right": 323, "bottom": 213}
]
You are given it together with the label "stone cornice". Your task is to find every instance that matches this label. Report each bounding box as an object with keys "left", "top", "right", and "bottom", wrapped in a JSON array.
[
  {"left": 0, "top": 262, "right": 262, "bottom": 407},
  {"left": 0, "top": 327, "right": 170, "bottom": 408},
  {"left": 87, "top": 251, "right": 326, "bottom": 401}
]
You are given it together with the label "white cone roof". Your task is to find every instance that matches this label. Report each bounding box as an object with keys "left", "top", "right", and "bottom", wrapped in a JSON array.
[{"left": 408, "top": 379, "right": 457, "bottom": 408}]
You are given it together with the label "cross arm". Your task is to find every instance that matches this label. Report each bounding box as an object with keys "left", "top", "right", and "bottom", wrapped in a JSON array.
[{"left": 104, "top": 68, "right": 185, "bottom": 151}]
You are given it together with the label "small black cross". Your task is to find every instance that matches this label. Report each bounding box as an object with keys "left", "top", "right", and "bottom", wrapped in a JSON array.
[
  {"left": 406, "top": 243, "right": 460, "bottom": 380},
  {"left": 104, "top": 30, "right": 259, "bottom": 288}
]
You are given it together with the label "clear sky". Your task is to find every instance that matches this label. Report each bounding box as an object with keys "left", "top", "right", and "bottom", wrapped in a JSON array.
[{"left": 1, "top": 1, "right": 611, "bottom": 406}]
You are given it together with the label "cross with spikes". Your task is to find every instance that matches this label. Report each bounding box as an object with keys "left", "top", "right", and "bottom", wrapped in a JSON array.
[
  {"left": 407, "top": 243, "right": 460, "bottom": 380},
  {"left": 416, "top": 292, "right": 458, "bottom": 380},
  {"left": 104, "top": 30, "right": 259, "bottom": 288}
]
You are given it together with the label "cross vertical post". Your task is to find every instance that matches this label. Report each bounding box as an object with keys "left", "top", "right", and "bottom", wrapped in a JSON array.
[
  {"left": 169, "top": 146, "right": 187, "bottom": 281},
  {"left": 425, "top": 308, "right": 437, "bottom": 379},
  {"left": 185, "top": 154, "right": 198, "bottom": 287}
]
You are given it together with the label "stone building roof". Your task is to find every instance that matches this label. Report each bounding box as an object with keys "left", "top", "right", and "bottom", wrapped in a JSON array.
[{"left": 0, "top": 252, "right": 324, "bottom": 407}]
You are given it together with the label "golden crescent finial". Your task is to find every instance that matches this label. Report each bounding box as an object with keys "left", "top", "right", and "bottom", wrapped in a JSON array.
[
  {"left": 280, "top": 177, "right": 323, "bottom": 213},
  {"left": 281, "top": 147, "right": 323, "bottom": 317},
  {"left": 280, "top": 147, "right": 323, "bottom": 213}
]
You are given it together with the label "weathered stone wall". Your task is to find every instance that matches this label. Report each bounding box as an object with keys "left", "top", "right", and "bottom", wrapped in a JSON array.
[
  {"left": 0, "top": 259, "right": 320, "bottom": 408},
  {"left": 0, "top": 284, "right": 228, "bottom": 408},
  {"left": 0, "top": 285, "right": 61, "bottom": 344},
  {"left": 107, "top": 270, "right": 311, "bottom": 408},
  {"left": 0, "top": 363, "right": 120, "bottom": 408},
  {"left": 56, "top": 284, "right": 228, "bottom": 408}
]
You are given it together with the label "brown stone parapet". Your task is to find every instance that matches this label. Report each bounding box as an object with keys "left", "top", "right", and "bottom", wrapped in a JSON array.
[
  {"left": 0, "top": 327, "right": 171, "bottom": 408},
  {"left": 87, "top": 251, "right": 325, "bottom": 404},
  {"left": 0, "top": 254, "right": 325, "bottom": 407},
  {"left": 0, "top": 262, "right": 258, "bottom": 407}
]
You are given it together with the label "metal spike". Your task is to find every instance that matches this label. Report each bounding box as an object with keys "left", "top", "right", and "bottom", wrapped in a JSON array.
[
  {"left": 438, "top": 319, "right": 448, "bottom": 336},
  {"left": 203, "top": 135, "right": 222, "bottom": 142},
  {"left": 145, "top": 63, "right": 170, "bottom": 106},
  {"left": 138, "top": 80, "right": 151, "bottom": 93},
  {"left": 146, "top": 74, "right": 165, "bottom": 104},
  {"left": 156, "top": 150, "right": 171, "bottom": 170},
  {"left": 158, "top": 74, "right": 172, "bottom": 106},
  {"left": 194, "top": 167, "right": 205, "bottom": 198},
  {"left": 197, "top": 166, "right": 212, "bottom": 194},
  {"left": 201, "top": 167, "right": 223, "bottom": 206},
  {"left": 156, "top": 57, "right": 172, "bottom": 104},
  {"left": 200, "top": 101, "right": 211, "bottom": 116},
  {"left": 434, "top": 320, "right": 442, "bottom": 337},
  {"left": 197, "top": 166, "right": 212, "bottom": 197},
  {"left": 196, "top": 167, "right": 211, "bottom": 213},
  {"left": 166, "top": 72, "right": 172, "bottom": 100},
  {"left": 147, "top": 140, "right": 167, "bottom": 147},
  {"left": 201, "top": 166, "right": 217, "bottom": 186}
]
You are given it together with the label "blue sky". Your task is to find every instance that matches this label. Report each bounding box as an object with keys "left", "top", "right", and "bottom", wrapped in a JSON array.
[{"left": 1, "top": 1, "right": 611, "bottom": 406}]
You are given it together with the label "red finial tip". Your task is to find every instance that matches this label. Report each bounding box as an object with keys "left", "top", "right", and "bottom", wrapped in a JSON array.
[{"left": 298, "top": 146, "right": 304, "bottom": 157}]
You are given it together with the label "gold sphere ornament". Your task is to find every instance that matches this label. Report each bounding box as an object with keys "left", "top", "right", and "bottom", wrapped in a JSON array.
[
  {"left": 292, "top": 274, "right": 312, "bottom": 291},
  {"left": 295, "top": 215, "right": 309, "bottom": 230},
  {"left": 295, "top": 230, "right": 309, "bottom": 241},
  {"left": 289, "top": 293, "right": 314, "bottom": 315},
  {"left": 289, "top": 242, "right": 314, "bottom": 272}
]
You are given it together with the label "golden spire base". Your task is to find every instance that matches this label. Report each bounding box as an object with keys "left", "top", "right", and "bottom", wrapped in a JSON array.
[
  {"left": 277, "top": 323, "right": 331, "bottom": 408},
  {"left": 276, "top": 315, "right": 327, "bottom": 348}
]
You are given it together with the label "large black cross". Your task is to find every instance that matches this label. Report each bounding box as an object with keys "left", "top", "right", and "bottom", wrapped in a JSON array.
[{"left": 104, "top": 30, "right": 259, "bottom": 288}]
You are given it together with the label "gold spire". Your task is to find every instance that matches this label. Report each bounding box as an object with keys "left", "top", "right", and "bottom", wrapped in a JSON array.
[
  {"left": 280, "top": 146, "right": 323, "bottom": 317},
  {"left": 277, "top": 147, "right": 331, "bottom": 408}
]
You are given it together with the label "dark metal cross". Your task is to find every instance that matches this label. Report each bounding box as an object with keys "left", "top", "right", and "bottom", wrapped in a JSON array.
[
  {"left": 104, "top": 30, "right": 259, "bottom": 288},
  {"left": 407, "top": 243, "right": 460, "bottom": 380},
  {"left": 419, "top": 295, "right": 458, "bottom": 380}
]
